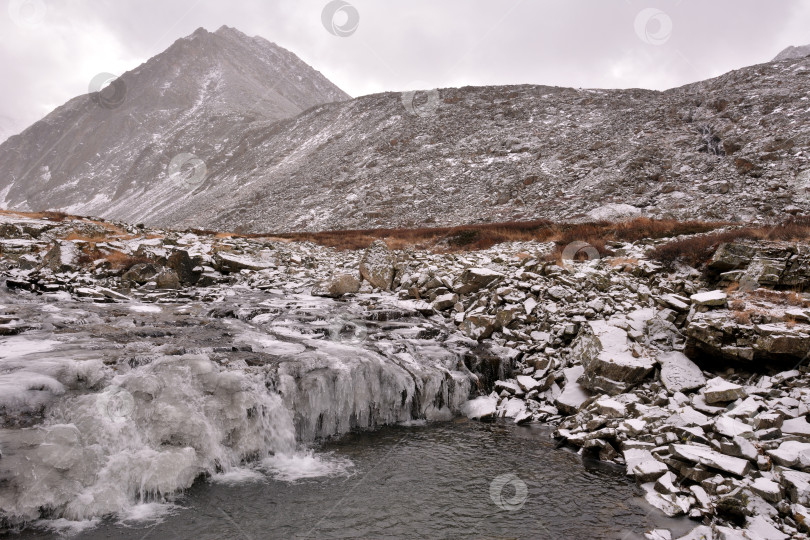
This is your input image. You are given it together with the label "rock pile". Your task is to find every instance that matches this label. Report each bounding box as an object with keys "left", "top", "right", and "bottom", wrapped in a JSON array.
[{"left": 1, "top": 211, "right": 809, "bottom": 537}]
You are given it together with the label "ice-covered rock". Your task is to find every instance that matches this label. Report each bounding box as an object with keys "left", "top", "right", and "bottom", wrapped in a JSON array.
[{"left": 461, "top": 395, "right": 498, "bottom": 421}]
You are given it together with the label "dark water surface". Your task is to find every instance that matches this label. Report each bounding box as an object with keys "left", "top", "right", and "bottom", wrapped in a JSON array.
[{"left": 14, "top": 420, "right": 692, "bottom": 540}]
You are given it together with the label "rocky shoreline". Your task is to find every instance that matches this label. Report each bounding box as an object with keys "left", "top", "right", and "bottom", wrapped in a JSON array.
[{"left": 1, "top": 211, "right": 809, "bottom": 539}]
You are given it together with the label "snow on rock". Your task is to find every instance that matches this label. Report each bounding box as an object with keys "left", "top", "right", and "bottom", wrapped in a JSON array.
[
  {"left": 358, "top": 240, "right": 395, "bottom": 290},
  {"left": 554, "top": 365, "right": 591, "bottom": 415},
  {"left": 669, "top": 443, "right": 751, "bottom": 477},
  {"left": 690, "top": 290, "right": 728, "bottom": 307},
  {"left": 703, "top": 377, "right": 747, "bottom": 404},
  {"left": 573, "top": 320, "right": 655, "bottom": 395},
  {"left": 782, "top": 416, "right": 810, "bottom": 436},
  {"left": 585, "top": 203, "right": 641, "bottom": 222},
  {"left": 768, "top": 440, "right": 810, "bottom": 467}
]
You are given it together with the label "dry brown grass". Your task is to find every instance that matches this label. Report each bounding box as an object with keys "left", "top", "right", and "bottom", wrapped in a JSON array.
[
  {"left": 750, "top": 289, "right": 808, "bottom": 307},
  {"left": 649, "top": 216, "right": 810, "bottom": 268},
  {"left": 731, "top": 309, "right": 753, "bottom": 325},
  {"left": 245, "top": 217, "right": 727, "bottom": 253},
  {"left": 104, "top": 251, "right": 150, "bottom": 271},
  {"left": 607, "top": 257, "right": 639, "bottom": 267},
  {"left": 64, "top": 232, "right": 111, "bottom": 243},
  {"left": 729, "top": 299, "right": 746, "bottom": 311}
]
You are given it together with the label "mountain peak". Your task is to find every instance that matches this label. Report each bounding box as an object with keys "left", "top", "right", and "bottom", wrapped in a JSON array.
[
  {"left": 772, "top": 43, "right": 810, "bottom": 62},
  {"left": 0, "top": 26, "right": 350, "bottom": 214},
  {"left": 214, "top": 25, "right": 246, "bottom": 38}
]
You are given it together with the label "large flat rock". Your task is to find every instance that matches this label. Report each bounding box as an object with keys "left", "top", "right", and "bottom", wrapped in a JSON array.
[
  {"left": 658, "top": 351, "right": 706, "bottom": 394},
  {"left": 669, "top": 443, "right": 751, "bottom": 477},
  {"left": 573, "top": 321, "right": 655, "bottom": 395}
]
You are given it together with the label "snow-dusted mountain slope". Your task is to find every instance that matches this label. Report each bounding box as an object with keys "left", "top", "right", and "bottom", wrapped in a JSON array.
[
  {"left": 0, "top": 26, "right": 349, "bottom": 221},
  {"left": 0, "top": 29, "right": 808, "bottom": 232}
]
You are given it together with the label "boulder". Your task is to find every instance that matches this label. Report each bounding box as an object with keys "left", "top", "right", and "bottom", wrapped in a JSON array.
[
  {"left": 555, "top": 365, "right": 591, "bottom": 415},
  {"left": 456, "top": 268, "right": 503, "bottom": 294},
  {"left": 690, "top": 290, "right": 727, "bottom": 307},
  {"left": 753, "top": 324, "right": 810, "bottom": 358},
  {"left": 669, "top": 443, "right": 751, "bottom": 476},
  {"left": 658, "top": 351, "right": 706, "bottom": 394},
  {"left": 122, "top": 262, "right": 161, "bottom": 285},
  {"left": 708, "top": 242, "right": 756, "bottom": 272},
  {"left": 41, "top": 240, "right": 79, "bottom": 273},
  {"left": 155, "top": 268, "right": 181, "bottom": 289},
  {"left": 782, "top": 417, "right": 810, "bottom": 437},
  {"left": 432, "top": 293, "right": 458, "bottom": 311},
  {"left": 573, "top": 321, "right": 655, "bottom": 395},
  {"left": 703, "top": 377, "right": 747, "bottom": 404},
  {"left": 167, "top": 250, "right": 200, "bottom": 284},
  {"left": 313, "top": 274, "right": 362, "bottom": 298},
  {"left": 781, "top": 469, "right": 810, "bottom": 505},
  {"left": 213, "top": 251, "right": 273, "bottom": 273},
  {"left": 359, "top": 240, "right": 396, "bottom": 290},
  {"left": 767, "top": 441, "right": 810, "bottom": 468},
  {"left": 460, "top": 315, "right": 495, "bottom": 341}
]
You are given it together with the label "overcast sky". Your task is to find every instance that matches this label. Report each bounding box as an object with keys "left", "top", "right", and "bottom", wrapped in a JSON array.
[{"left": 1, "top": 0, "right": 808, "bottom": 142}]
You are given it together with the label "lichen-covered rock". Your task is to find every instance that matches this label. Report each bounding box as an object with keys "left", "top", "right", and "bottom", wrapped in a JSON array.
[{"left": 359, "top": 240, "right": 395, "bottom": 290}]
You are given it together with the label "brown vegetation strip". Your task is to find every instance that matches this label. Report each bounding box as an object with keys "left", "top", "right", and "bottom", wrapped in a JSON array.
[
  {"left": 648, "top": 216, "right": 810, "bottom": 268},
  {"left": 218, "top": 217, "right": 725, "bottom": 253}
]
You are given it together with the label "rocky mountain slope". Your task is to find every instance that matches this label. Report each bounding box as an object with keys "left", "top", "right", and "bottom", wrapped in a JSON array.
[
  {"left": 0, "top": 26, "right": 349, "bottom": 220},
  {"left": 0, "top": 31, "right": 809, "bottom": 233}
]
